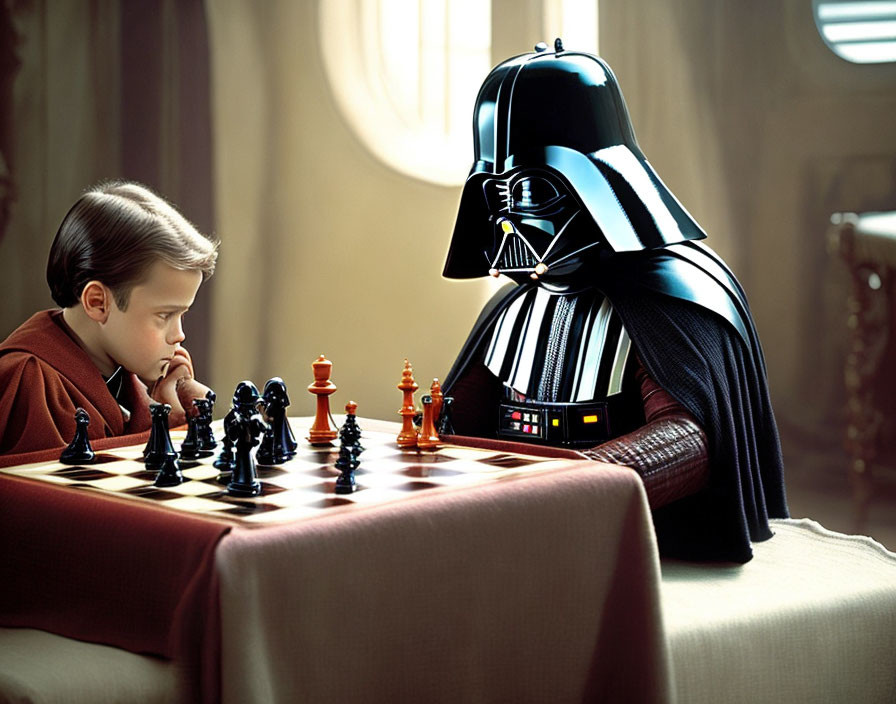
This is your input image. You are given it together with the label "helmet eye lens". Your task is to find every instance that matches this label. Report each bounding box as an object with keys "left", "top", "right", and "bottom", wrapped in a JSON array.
[{"left": 511, "top": 177, "right": 560, "bottom": 212}]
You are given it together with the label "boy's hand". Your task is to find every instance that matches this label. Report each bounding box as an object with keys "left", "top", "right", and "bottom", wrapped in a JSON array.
[
  {"left": 176, "top": 376, "right": 214, "bottom": 418},
  {"left": 149, "top": 347, "right": 211, "bottom": 421}
]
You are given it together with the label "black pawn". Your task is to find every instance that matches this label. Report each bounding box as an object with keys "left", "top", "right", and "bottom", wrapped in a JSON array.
[
  {"left": 60, "top": 408, "right": 95, "bottom": 465},
  {"left": 180, "top": 402, "right": 203, "bottom": 460},
  {"left": 334, "top": 443, "right": 357, "bottom": 494},
  {"left": 144, "top": 403, "right": 178, "bottom": 471},
  {"left": 256, "top": 377, "right": 297, "bottom": 465},
  {"left": 154, "top": 454, "right": 184, "bottom": 487}
]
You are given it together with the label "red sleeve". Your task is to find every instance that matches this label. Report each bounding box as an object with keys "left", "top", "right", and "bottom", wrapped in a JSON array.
[
  {"left": 581, "top": 359, "right": 710, "bottom": 509},
  {"left": 0, "top": 356, "right": 73, "bottom": 454}
]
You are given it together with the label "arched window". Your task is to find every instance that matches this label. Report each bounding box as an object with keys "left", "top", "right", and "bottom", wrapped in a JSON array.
[
  {"left": 319, "top": 0, "right": 492, "bottom": 186},
  {"left": 319, "top": 0, "right": 598, "bottom": 186}
]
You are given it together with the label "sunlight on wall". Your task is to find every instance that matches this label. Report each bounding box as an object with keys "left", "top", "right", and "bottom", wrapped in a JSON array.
[
  {"left": 319, "top": 0, "right": 491, "bottom": 186},
  {"left": 543, "top": 0, "right": 598, "bottom": 53},
  {"left": 319, "top": 0, "right": 599, "bottom": 187}
]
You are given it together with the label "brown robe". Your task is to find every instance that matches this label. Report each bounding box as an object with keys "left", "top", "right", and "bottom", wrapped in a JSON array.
[{"left": 0, "top": 310, "right": 163, "bottom": 455}]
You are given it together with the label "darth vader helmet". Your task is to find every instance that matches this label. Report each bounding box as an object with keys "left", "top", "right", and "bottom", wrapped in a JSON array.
[{"left": 443, "top": 40, "right": 705, "bottom": 286}]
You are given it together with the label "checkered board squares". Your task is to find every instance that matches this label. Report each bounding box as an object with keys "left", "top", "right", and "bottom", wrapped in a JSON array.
[{"left": 1, "top": 427, "right": 569, "bottom": 526}]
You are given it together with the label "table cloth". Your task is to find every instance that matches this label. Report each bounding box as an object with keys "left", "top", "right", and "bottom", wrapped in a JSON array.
[
  {"left": 661, "top": 518, "right": 896, "bottom": 703},
  {"left": 1, "top": 417, "right": 669, "bottom": 703}
]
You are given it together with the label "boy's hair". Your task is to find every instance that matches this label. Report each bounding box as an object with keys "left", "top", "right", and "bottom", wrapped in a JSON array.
[{"left": 46, "top": 181, "right": 219, "bottom": 310}]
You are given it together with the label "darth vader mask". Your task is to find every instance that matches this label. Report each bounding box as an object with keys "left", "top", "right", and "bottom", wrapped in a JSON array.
[{"left": 443, "top": 40, "right": 706, "bottom": 286}]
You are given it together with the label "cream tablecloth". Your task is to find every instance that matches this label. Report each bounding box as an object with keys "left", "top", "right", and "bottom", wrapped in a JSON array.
[
  {"left": 216, "top": 462, "right": 671, "bottom": 703},
  {"left": 661, "top": 518, "right": 896, "bottom": 703}
]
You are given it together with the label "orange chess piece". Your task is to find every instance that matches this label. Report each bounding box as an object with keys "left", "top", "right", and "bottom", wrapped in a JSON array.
[
  {"left": 307, "top": 355, "right": 338, "bottom": 444},
  {"left": 397, "top": 359, "right": 419, "bottom": 448},
  {"left": 430, "top": 379, "right": 443, "bottom": 429},
  {"left": 417, "top": 394, "right": 441, "bottom": 450}
]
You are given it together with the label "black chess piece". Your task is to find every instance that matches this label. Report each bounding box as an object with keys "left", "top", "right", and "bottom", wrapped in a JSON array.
[
  {"left": 196, "top": 391, "right": 218, "bottom": 453},
  {"left": 153, "top": 454, "right": 184, "bottom": 487},
  {"left": 334, "top": 443, "right": 358, "bottom": 494},
  {"left": 60, "top": 408, "right": 96, "bottom": 465},
  {"left": 179, "top": 402, "right": 202, "bottom": 461},
  {"left": 213, "top": 436, "right": 236, "bottom": 482},
  {"left": 339, "top": 406, "right": 364, "bottom": 458},
  {"left": 256, "top": 377, "right": 297, "bottom": 465},
  {"left": 214, "top": 388, "right": 240, "bottom": 479},
  {"left": 144, "top": 403, "right": 178, "bottom": 471},
  {"left": 437, "top": 396, "right": 455, "bottom": 435},
  {"left": 334, "top": 402, "right": 363, "bottom": 494},
  {"left": 181, "top": 394, "right": 217, "bottom": 460},
  {"left": 225, "top": 381, "right": 268, "bottom": 497}
]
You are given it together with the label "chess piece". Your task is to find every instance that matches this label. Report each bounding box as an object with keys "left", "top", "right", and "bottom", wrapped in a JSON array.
[
  {"left": 437, "top": 396, "right": 455, "bottom": 435},
  {"left": 339, "top": 401, "right": 364, "bottom": 457},
  {"left": 397, "top": 359, "right": 419, "bottom": 448},
  {"left": 60, "top": 408, "right": 95, "bottom": 465},
  {"left": 257, "top": 377, "right": 297, "bottom": 465},
  {"left": 214, "top": 388, "right": 242, "bottom": 477},
  {"left": 179, "top": 401, "right": 203, "bottom": 460},
  {"left": 417, "top": 395, "right": 442, "bottom": 450},
  {"left": 334, "top": 444, "right": 358, "bottom": 494},
  {"left": 334, "top": 402, "right": 363, "bottom": 494},
  {"left": 307, "top": 355, "right": 338, "bottom": 444},
  {"left": 213, "top": 436, "right": 236, "bottom": 474},
  {"left": 195, "top": 391, "right": 218, "bottom": 453},
  {"left": 225, "top": 381, "right": 268, "bottom": 497},
  {"left": 144, "top": 403, "right": 178, "bottom": 471},
  {"left": 430, "top": 379, "right": 444, "bottom": 428},
  {"left": 154, "top": 454, "right": 184, "bottom": 487}
]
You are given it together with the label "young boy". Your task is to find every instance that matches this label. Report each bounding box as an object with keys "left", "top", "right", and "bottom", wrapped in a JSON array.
[{"left": 0, "top": 181, "right": 219, "bottom": 456}]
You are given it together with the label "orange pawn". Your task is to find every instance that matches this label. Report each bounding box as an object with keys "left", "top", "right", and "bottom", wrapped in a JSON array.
[
  {"left": 307, "top": 355, "right": 338, "bottom": 445},
  {"left": 417, "top": 394, "right": 441, "bottom": 450},
  {"left": 397, "top": 359, "right": 418, "bottom": 448},
  {"left": 430, "top": 379, "right": 443, "bottom": 430}
]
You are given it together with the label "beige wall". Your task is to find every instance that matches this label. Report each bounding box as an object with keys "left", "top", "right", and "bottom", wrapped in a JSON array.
[{"left": 205, "top": 0, "right": 493, "bottom": 421}]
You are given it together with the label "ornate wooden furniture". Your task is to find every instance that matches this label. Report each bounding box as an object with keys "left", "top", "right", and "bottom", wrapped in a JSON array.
[{"left": 829, "top": 211, "right": 896, "bottom": 531}]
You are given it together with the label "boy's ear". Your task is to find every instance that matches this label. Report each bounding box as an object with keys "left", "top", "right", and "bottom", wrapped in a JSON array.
[{"left": 81, "top": 281, "right": 112, "bottom": 323}]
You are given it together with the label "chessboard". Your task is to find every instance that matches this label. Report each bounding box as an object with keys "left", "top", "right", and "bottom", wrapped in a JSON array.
[{"left": 0, "top": 419, "right": 571, "bottom": 525}]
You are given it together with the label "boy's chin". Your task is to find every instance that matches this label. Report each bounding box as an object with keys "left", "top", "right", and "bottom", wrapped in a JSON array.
[{"left": 137, "top": 368, "right": 165, "bottom": 388}]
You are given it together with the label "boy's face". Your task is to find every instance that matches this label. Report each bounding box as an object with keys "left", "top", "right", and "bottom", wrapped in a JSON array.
[{"left": 99, "top": 261, "right": 203, "bottom": 384}]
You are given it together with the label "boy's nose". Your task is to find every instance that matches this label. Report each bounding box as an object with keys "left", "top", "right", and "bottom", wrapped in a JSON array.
[{"left": 167, "top": 319, "right": 186, "bottom": 345}]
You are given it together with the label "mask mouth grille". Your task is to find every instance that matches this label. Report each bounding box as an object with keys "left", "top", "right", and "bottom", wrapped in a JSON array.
[{"left": 494, "top": 235, "right": 538, "bottom": 271}]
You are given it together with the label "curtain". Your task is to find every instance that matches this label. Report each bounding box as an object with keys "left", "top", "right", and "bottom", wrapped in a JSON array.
[{"left": 0, "top": 0, "right": 214, "bottom": 373}]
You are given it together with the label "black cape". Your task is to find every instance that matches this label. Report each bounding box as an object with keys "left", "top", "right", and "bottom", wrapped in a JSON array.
[{"left": 444, "top": 242, "right": 789, "bottom": 563}]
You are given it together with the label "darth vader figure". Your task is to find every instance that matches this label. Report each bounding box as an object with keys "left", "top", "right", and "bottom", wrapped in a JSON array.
[{"left": 442, "top": 40, "right": 788, "bottom": 562}]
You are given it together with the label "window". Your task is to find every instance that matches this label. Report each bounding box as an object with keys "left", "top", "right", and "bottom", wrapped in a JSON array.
[
  {"left": 814, "top": 0, "right": 896, "bottom": 63},
  {"left": 319, "top": 0, "right": 599, "bottom": 186},
  {"left": 319, "top": 0, "right": 492, "bottom": 187}
]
